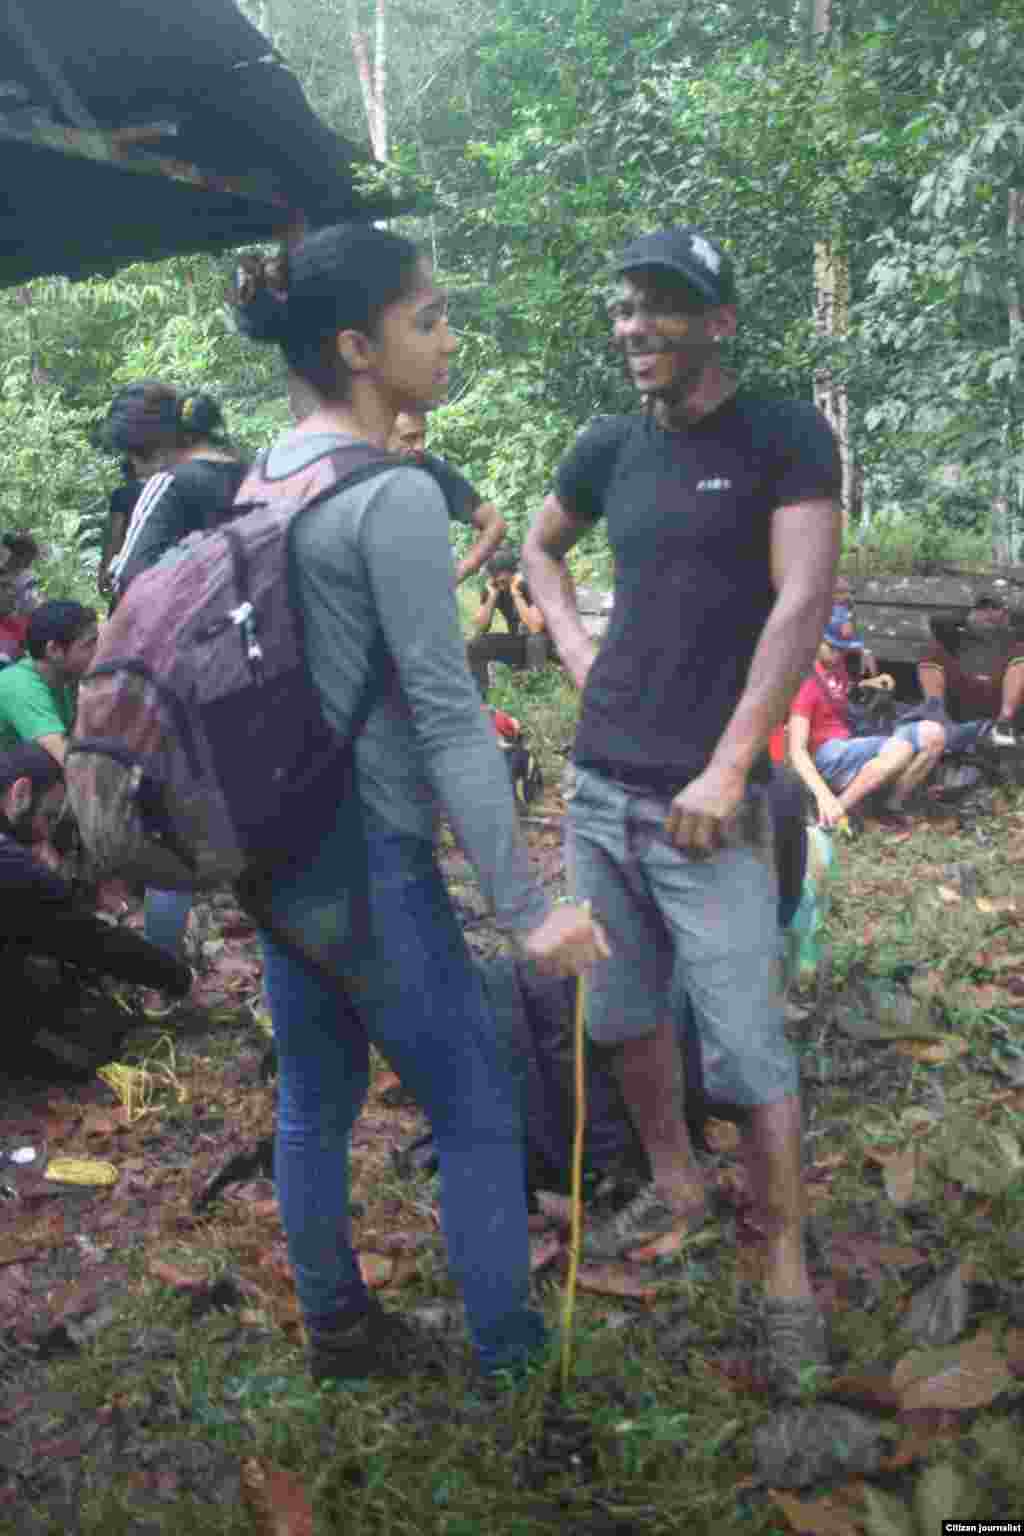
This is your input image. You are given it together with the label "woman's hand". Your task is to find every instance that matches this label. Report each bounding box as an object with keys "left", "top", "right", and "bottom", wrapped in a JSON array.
[{"left": 521, "top": 904, "right": 610, "bottom": 976}]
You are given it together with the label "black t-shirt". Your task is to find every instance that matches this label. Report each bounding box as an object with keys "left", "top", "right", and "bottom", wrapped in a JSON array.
[
  {"left": 111, "top": 457, "right": 248, "bottom": 595},
  {"left": 556, "top": 395, "right": 842, "bottom": 789},
  {"left": 418, "top": 452, "right": 482, "bottom": 526}
]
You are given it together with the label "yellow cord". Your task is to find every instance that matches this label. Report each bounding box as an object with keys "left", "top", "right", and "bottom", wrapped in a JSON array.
[{"left": 560, "top": 968, "right": 586, "bottom": 1394}]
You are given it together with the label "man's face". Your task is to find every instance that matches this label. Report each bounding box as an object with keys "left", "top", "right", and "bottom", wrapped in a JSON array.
[
  {"left": 833, "top": 578, "right": 853, "bottom": 607},
  {"left": 391, "top": 413, "right": 428, "bottom": 460},
  {"left": 492, "top": 572, "right": 513, "bottom": 592},
  {"left": 53, "top": 626, "right": 99, "bottom": 681},
  {"left": 609, "top": 271, "right": 725, "bottom": 400},
  {"left": 4, "top": 778, "right": 64, "bottom": 846}
]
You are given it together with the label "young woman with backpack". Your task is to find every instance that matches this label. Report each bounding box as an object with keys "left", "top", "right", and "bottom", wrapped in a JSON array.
[
  {"left": 233, "top": 224, "right": 607, "bottom": 1383},
  {"left": 102, "top": 385, "right": 248, "bottom": 974}
]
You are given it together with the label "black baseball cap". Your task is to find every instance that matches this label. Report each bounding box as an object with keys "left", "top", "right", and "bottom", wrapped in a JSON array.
[{"left": 617, "top": 227, "right": 737, "bottom": 308}]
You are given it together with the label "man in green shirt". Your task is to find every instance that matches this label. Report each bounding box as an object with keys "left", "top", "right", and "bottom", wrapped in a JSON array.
[{"left": 0, "top": 601, "right": 98, "bottom": 764}]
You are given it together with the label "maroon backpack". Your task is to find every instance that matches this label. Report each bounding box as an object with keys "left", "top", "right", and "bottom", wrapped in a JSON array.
[{"left": 66, "top": 444, "right": 395, "bottom": 891}]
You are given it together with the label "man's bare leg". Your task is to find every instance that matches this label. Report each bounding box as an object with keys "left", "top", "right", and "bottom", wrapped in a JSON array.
[
  {"left": 1000, "top": 659, "right": 1024, "bottom": 722},
  {"left": 742, "top": 1095, "right": 810, "bottom": 1300},
  {"left": 881, "top": 720, "right": 946, "bottom": 805},
  {"left": 611, "top": 1014, "right": 707, "bottom": 1213},
  {"left": 836, "top": 738, "right": 913, "bottom": 814}
]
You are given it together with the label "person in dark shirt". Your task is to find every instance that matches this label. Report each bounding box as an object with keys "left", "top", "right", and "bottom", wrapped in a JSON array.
[
  {"left": 918, "top": 594, "right": 1024, "bottom": 749},
  {"left": 101, "top": 382, "right": 249, "bottom": 971},
  {"left": 524, "top": 225, "right": 842, "bottom": 1397},
  {"left": 0, "top": 744, "right": 190, "bottom": 1076},
  {"left": 97, "top": 458, "right": 143, "bottom": 602},
  {"left": 389, "top": 410, "right": 507, "bottom": 583},
  {"left": 103, "top": 383, "right": 247, "bottom": 599},
  {"left": 466, "top": 547, "right": 550, "bottom": 697}
]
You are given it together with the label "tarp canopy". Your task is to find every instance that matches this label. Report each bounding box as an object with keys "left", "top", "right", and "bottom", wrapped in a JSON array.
[{"left": 1, "top": 0, "right": 395, "bottom": 286}]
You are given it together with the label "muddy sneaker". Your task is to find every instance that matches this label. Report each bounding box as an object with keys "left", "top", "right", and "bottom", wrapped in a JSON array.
[
  {"left": 309, "top": 1296, "right": 445, "bottom": 1384},
  {"left": 761, "top": 1297, "right": 829, "bottom": 1400},
  {"left": 581, "top": 1182, "right": 707, "bottom": 1262}
]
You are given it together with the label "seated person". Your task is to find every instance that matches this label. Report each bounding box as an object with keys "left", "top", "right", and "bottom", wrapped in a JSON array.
[
  {"left": 0, "top": 745, "right": 190, "bottom": 1076},
  {"left": 831, "top": 574, "right": 877, "bottom": 675},
  {"left": 0, "top": 600, "right": 98, "bottom": 763},
  {"left": 0, "top": 531, "right": 41, "bottom": 664},
  {"left": 389, "top": 410, "right": 507, "bottom": 585},
  {"left": 918, "top": 594, "right": 1024, "bottom": 748},
  {"left": 788, "top": 619, "right": 946, "bottom": 830},
  {"left": 466, "top": 548, "right": 549, "bottom": 697}
]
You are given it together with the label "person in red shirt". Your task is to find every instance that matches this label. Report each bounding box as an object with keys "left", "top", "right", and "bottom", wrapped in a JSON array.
[{"left": 789, "top": 620, "right": 946, "bottom": 830}]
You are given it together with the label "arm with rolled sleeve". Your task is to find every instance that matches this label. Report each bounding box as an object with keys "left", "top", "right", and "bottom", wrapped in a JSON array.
[{"left": 359, "top": 472, "right": 549, "bottom": 935}]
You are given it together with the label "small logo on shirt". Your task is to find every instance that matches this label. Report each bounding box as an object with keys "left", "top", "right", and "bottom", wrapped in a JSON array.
[{"left": 695, "top": 477, "right": 732, "bottom": 492}]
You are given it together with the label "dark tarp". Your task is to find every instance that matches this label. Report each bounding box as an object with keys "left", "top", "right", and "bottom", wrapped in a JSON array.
[{"left": 1, "top": 0, "right": 396, "bottom": 286}]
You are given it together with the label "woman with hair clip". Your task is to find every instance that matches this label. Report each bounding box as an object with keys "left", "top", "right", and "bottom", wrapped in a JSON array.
[
  {"left": 233, "top": 225, "right": 608, "bottom": 1384},
  {"left": 104, "top": 384, "right": 247, "bottom": 601},
  {"left": 102, "top": 384, "right": 248, "bottom": 979}
]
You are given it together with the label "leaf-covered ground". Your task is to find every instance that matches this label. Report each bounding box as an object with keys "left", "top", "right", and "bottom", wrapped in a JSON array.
[{"left": 2, "top": 773, "right": 1024, "bottom": 1535}]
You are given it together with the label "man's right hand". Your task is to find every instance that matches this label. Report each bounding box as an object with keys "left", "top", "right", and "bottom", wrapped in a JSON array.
[{"left": 521, "top": 903, "right": 610, "bottom": 977}]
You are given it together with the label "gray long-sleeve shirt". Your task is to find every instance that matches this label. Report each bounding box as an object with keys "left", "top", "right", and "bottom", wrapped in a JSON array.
[{"left": 267, "top": 430, "right": 549, "bottom": 936}]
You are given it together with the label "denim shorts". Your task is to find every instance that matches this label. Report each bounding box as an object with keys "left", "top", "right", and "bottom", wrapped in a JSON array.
[
  {"left": 565, "top": 765, "right": 797, "bottom": 1107},
  {"left": 813, "top": 723, "right": 924, "bottom": 792}
]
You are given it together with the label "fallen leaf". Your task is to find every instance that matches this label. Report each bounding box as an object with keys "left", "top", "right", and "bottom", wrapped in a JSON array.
[
  {"left": 575, "top": 1264, "right": 658, "bottom": 1303},
  {"left": 530, "top": 1233, "right": 561, "bottom": 1272},
  {"left": 893, "top": 1328, "right": 1012, "bottom": 1411},
  {"left": 627, "top": 1222, "right": 719, "bottom": 1263},
  {"left": 535, "top": 1190, "right": 572, "bottom": 1227},
  {"left": 769, "top": 1488, "right": 865, "bottom": 1535},
  {"left": 149, "top": 1258, "right": 209, "bottom": 1292},
  {"left": 864, "top": 1145, "right": 924, "bottom": 1206},
  {"left": 914, "top": 1462, "right": 964, "bottom": 1533},
  {"left": 357, "top": 1253, "right": 394, "bottom": 1289},
  {"left": 977, "top": 897, "right": 1017, "bottom": 915},
  {"left": 936, "top": 885, "right": 962, "bottom": 905},
  {"left": 835, "top": 981, "right": 940, "bottom": 1041},
  {"left": 825, "top": 1368, "right": 901, "bottom": 1413},
  {"left": 1004, "top": 1327, "right": 1024, "bottom": 1377},
  {"left": 704, "top": 1118, "right": 741, "bottom": 1154},
  {"left": 892, "top": 1035, "right": 968, "bottom": 1065},
  {"left": 943, "top": 1122, "right": 1024, "bottom": 1196},
  {"left": 240, "top": 1458, "right": 314, "bottom": 1536},
  {"left": 906, "top": 1261, "right": 974, "bottom": 1347},
  {"left": 81, "top": 1108, "right": 120, "bottom": 1138},
  {"left": 861, "top": 1483, "right": 915, "bottom": 1536}
]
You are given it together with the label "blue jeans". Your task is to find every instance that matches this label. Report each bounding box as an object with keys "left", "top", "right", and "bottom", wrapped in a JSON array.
[
  {"left": 144, "top": 887, "right": 193, "bottom": 958},
  {"left": 259, "top": 798, "right": 546, "bottom": 1374},
  {"left": 813, "top": 722, "right": 925, "bottom": 793}
]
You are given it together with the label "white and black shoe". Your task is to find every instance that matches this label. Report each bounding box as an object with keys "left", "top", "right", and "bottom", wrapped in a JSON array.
[{"left": 989, "top": 720, "right": 1018, "bottom": 749}]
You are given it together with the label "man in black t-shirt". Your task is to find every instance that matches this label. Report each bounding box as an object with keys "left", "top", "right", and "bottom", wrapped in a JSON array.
[
  {"left": 389, "top": 411, "right": 507, "bottom": 585},
  {"left": 523, "top": 226, "right": 842, "bottom": 1397},
  {"left": 0, "top": 745, "right": 190, "bottom": 1075}
]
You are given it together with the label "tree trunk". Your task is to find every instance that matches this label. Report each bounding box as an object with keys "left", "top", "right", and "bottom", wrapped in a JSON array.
[
  {"left": 993, "top": 187, "right": 1023, "bottom": 564},
  {"left": 346, "top": 0, "right": 387, "bottom": 161},
  {"left": 809, "top": 0, "right": 853, "bottom": 527}
]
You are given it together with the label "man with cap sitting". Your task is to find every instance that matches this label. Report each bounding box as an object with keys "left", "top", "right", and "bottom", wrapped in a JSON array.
[
  {"left": 788, "top": 619, "right": 947, "bottom": 830},
  {"left": 523, "top": 225, "right": 840, "bottom": 1397},
  {"left": 918, "top": 593, "right": 1024, "bottom": 750}
]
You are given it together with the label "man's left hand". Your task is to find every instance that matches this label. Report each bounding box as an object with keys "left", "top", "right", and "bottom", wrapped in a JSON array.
[
  {"left": 665, "top": 765, "right": 748, "bottom": 856},
  {"left": 510, "top": 573, "right": 525, "bottom": 596}
]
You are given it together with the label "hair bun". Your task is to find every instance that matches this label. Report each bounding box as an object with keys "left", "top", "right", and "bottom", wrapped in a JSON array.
[
  {"left": 179, "top": 393, "right": 224, "bottom": 435},
  {"left": 233, "top": 250, "right": 290, "bottom": 344}
]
